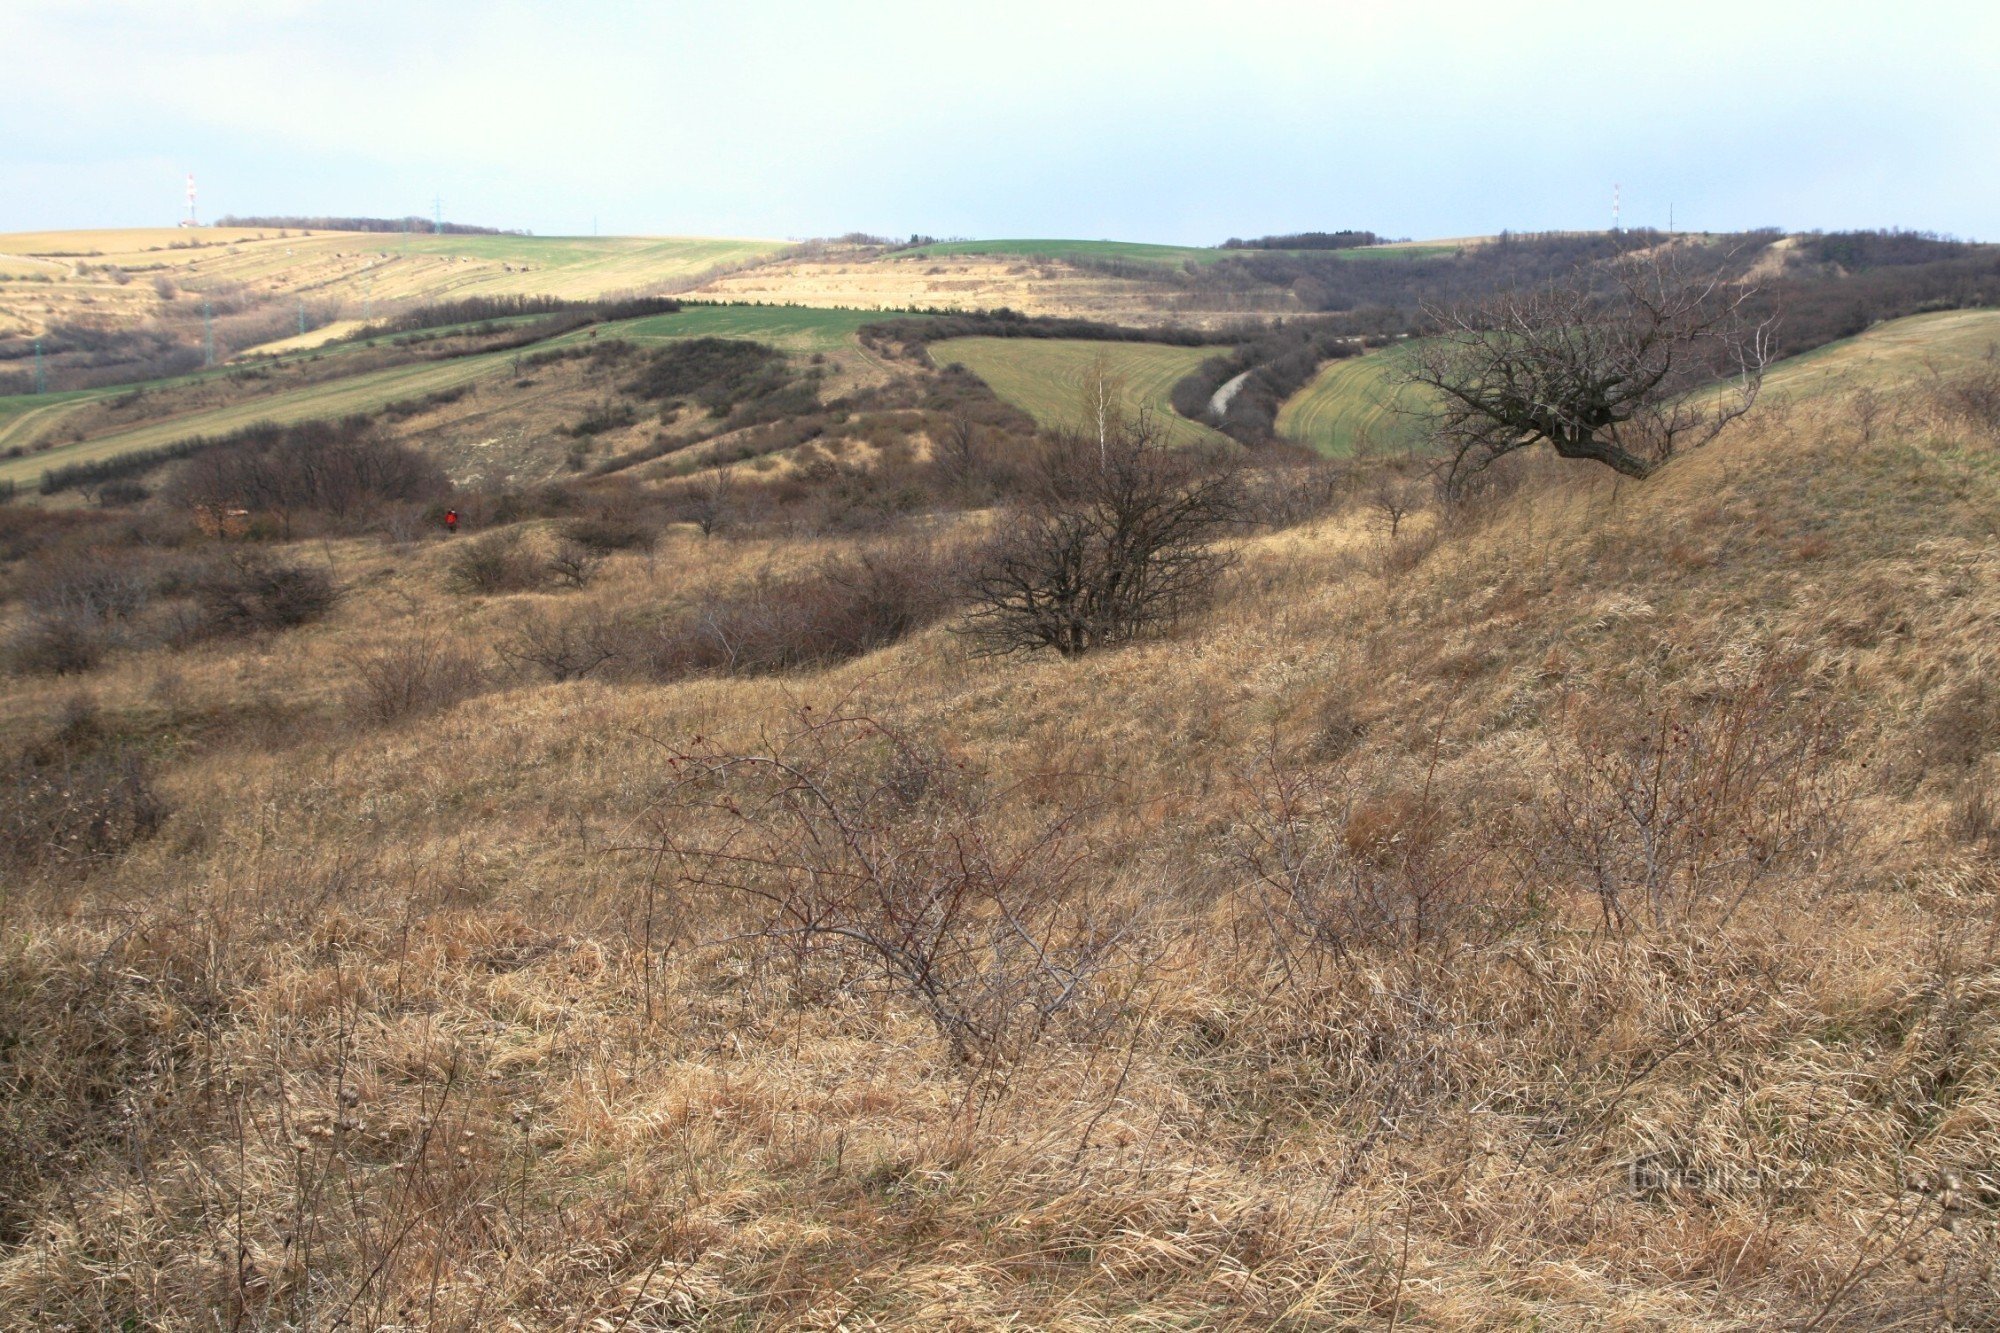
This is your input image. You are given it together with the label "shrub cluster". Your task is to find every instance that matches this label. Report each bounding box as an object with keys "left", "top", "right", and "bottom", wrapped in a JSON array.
[
  {"left": 0, "top": 703, "right": 167, "bottom": 875},
  {"left": 166, "top": 418, "right": 449, "bottom": 531}
]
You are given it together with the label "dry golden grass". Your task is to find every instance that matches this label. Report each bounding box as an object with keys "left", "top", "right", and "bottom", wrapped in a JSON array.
[
  {"left": 691, "top": 253, "right": 1294, "bottom": 328},
  {"left": 1, "top": 376, "right": 1997, "bottom": 1327}
]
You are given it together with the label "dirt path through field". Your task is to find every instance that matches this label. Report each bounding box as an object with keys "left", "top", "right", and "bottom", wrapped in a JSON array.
[{"left": 1208, "top": 369, "right": 1250, "bottom": 420}]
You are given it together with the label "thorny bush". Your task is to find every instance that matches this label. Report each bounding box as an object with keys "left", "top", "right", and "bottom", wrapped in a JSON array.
[
  {"left": 1539, "top": 652, "right": 1850, "bottom": 930},
  {"left": 1234, "top": 741, "right": 1503, "bottom": 975},
  {"left": 644, "top": 708, "right": 1132, "bottom": 1061}
]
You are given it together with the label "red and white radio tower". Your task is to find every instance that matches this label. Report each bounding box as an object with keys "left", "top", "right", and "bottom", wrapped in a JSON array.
[{"left": 181, "top": 173, "right": 199, "bottom": 228}]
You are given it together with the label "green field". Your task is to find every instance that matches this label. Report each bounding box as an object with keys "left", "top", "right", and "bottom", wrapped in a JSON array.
[
  {"left": 931, "top": 337, "right": 1226, "bottom": 445},
  {"left": 1274, "top": 346, "right": 1429, "bottom": 456}
]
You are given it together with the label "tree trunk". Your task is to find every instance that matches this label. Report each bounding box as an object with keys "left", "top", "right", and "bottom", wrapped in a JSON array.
[{"left": 1550, "top": 432, "right": 1657, "bottom": 479}]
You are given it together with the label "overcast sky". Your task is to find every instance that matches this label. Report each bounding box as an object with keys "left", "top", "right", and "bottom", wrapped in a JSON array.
[{"left": 5, "top": 0, "right": 1995, "bottom": 243}]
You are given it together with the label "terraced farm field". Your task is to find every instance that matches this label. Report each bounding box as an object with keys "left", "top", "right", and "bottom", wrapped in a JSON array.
[
  {"left": 930, "top": 337, "right": 1226, "bottom": 445},
  {"left": 0, "top": 353, "right": 522, "bottom": 489},
  {"left": 0, "top": 303, "right": 902, "bottom": 489},
  {"left": 906, "top": 239, "right": 1231, "bottom": 267},
  {"left": 1274, "top": 346, "right": 1429, "bottom": 456},
  {"left": 905, "top": 238, "right": 1466, "bottom": 266},
  {"left": 0, "top": 228, "right": 790, "bottom": 345}
]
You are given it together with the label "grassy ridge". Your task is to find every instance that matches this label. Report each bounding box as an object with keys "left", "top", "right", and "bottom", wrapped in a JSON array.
[
  {"left": 0, "top": 228, "right": 790, "bottom": 318},
  {"left": 930, "top": 337, "right": 1227, "bottom": 445},
  {"left": 1756, "top": 307, "right": 2000, "bottom": 397}
]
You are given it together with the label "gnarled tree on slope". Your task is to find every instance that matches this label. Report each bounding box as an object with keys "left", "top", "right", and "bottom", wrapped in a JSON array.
[{"left": 1405, "top": 248, "right": 1773, "bottom": 485}]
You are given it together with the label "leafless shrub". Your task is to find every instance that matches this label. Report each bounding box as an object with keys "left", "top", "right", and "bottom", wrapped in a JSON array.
[
  {"left": 634, "top": 537, "right": 955, "bottom": 680},
  {"left": 962, "top": 419, "right": 1240, "bottom": 656},
  {"left": 5, "top": 550, "right": 158, "bottom": 673},
  {"left": 6, "top": 609, "right": 112, "bottom": 675},
  {"left": 546, "top": 537, "right": 607, "bottom": 590},
  {"left": 646, "top": 708, "right": 1128, "bottom": 1060},
  {"left": 1407, "top": 247, "right": 1771, "bottom": 484},
  {"left": 1234, "top": 744, "right": 1498, "bottom": 971},
  {"left": 496, "top": 607, "right": 623, "bottom": 682},
  {"left": 445, "top": 529, "right": 546, "bottom": 594},
  {"left": 1368, "top": 473, "right": 1426, "bottom": 538},
  {"left": 1242, "top": 454, "right": 1346, "bottom": 530},
  {"left": 1927, "top": 348, "right": 2000, "bottom": 433},
  {"left": 0, "top": 704, "right": 167, "bottom": 874},
  {"left": 1539, "top": 653, "right": 1850, "bottom": 930},
  {"left": 346, "top": 635, "right": 487, "bottom": 725},
  {"left": 17, "top": 548, "right": 153, "bottom": 623},
  {"left": 186, "top": 549, "right": 340, "bottom": 636},
  {"left": 562, "top": 512, "right": 660, "bottom": 553},
  {"left": 686, "top": 467, "right": 738, "bottom": 537}
]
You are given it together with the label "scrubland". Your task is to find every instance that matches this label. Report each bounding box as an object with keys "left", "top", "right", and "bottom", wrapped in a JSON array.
[{"left": 0, "top": 360, "right": 1997, "bottom": 1329}]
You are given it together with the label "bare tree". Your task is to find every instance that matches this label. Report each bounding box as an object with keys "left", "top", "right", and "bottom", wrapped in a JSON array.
[
  {"left": 962, "top": 415, "right": 1240, "bottom": 657},
  {"left": 1081, "top": 350, "right": 1124, "bottom": 470},
  {"left": 1406, "top": 249, "right": 1772, "bottom": 483},
  {"left": 686, "top": 466, "right": 738, "bottom": 538},
  {"left": 934, "top": 410, "right": 985, "bottom": 494},
  {"left": 1368, "top": 473, "right": 1424, "bottom": 538}
]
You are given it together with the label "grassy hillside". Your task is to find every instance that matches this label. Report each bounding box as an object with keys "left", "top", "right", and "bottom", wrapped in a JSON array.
[
  {"left": 2, "top": 345, "right": 1996, "bottom": 1324},
  {"left": 0, "top": 354, "right": 518, "bottom": 489},
  {"left": 0, "top": 304, "right": 910, "bottom": 489},
  {"left": 0, "top": 228, "right": 784, "bottom": 306},
  {"left": 1757, "top": 307, "right": 2000, "bottom": 397},
  {"left": 1267, "top": 308, "right": 2000, "bottom": 460},
  {"left": 931, "top": 336, "right": 1227, "bottom": 444}
]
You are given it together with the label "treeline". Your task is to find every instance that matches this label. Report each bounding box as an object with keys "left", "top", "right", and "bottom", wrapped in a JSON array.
[
  {"left": 1752, "top": 248, "right": 2000, "bottom": 357},
  {"left": 1169, "top": 324, "right": 1377, "bottom": 444},
  {"left": 1217, "top": 230, "right": 1676, "bottom": 317},
  {"left": 1221, "top": 231, "right": 1381, "bottom": 251},
  {"left": 859, "top": 309, "right": 1239, "bottom": 361},
  {"left": 40, "top": 434, "right": 239, "bottom": 496},
  {"left": 360, "top": 294, "right": 682, "bottom": 338},
  {"left": 214, "top": 215, "right": 522, "bottom": 236},
  {"left": 1795, "top": 229, "right": 1972, "bottom": 269}
]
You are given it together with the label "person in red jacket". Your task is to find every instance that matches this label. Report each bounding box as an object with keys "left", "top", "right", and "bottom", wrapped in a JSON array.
[{"left": 444, "top": 508, "right": 459, "bottom": 534}]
